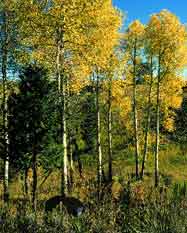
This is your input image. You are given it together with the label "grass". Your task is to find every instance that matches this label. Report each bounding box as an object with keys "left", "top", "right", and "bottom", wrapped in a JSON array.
[
  {"left": 0, "top": 143, "right": 187, "bottom": 232},
  {"left": 0, "top": 143, "right": 186, "bottom": 200},
  {"left": 1, "top": 183, "right": 187, "bottom": 233}
]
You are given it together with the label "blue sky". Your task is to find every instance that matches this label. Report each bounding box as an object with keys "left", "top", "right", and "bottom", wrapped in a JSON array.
[
  {"left": 113, "top": 0, "right": 187, "bottom": 27},
  {"left": 112, "top": 0, "right": 187, "bottom": 79}
]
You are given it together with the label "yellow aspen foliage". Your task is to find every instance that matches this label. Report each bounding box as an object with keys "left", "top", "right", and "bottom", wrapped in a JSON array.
[
  {"left": 124, "top": 20, "right": 145, "bottom": 90},
  {"left": 125, "top": 20, "right": 145, "bottom": 59},
  {"left": 146, "top": 10, "right": 187, "bottom": 75},
  {"left": 16, "top": 0, "right": 122, "bottom": 89},
  {"left": 126, "top": 20, "right": 145, "bottom": 41},
  {"left": 101, "top": 78, "right": 132, "bottom": 130},
  {"left": 161, "top": 75, "right": 184, "bottom": 132},
  {"left": 82, "top": 0, "right": 122, "bottom": 70},
  {"left": 145, "top": 10, "right": 187, "bottom": 134},
  {"left": 101, "top": 53, "right": 132, "bottom": 128}
]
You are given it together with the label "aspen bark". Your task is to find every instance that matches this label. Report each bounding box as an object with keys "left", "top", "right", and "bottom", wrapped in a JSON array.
[
  {"left": 96, "top": 74, "right": 103, "bottom": 191},
  {"left": 56, "top": 37, "right": 68, "bottom": 196},
  {"left": 62, "top": 69, "right": 68, "bottom": 195},
  {"left": 141, "top": 57, "right": 153, "bottom": 178},
  {"left": 155, "top": 56, "right": 161, "bottom": 187},
  {"left": 108, "top": 75, "right": 113, "bottom": 183},
  {"left": 132, "top": 41, "right": 139, "bottom": 179},
  {"left": 68, "top": 136, "right": 74, "bottom": 188},
  {"left": 2, "top": 9, "right": 9, "bottom": 202},
  {"left": 67, "top": 82, "right": 74, "bottom": 188}
]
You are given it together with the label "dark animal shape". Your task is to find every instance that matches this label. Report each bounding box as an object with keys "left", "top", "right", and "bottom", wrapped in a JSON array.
[{"left": 45, "top": 196, "right": 84, "bottom": 217}]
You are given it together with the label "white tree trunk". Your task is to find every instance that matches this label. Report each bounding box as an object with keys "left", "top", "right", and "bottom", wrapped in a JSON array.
[
  {"left": 96, "top": 74, "right": 102, "bottom": 190},
  {"left": 4, "top": 155, "right": 9, "bottom": 200},
  {"left": 132, "top": 41, "right": 139, "bottom": 179},
  {"left": 56, "top": 38, "right": 68, "bottom": 196},
  {"left": 2, "top": 9, "right": 9, "bottom": 202},
  {"left": 62, "top": 79, "right": 68, "bottom": 195},
  {"left": 155, "top": 56, "right": 161, "bottom": 187},
  {"left": 141, "top": 57, "right": 153, "bottom": 178},
  {"left": 108, "top": 75, "right": 112, "bottom": 182},
  {"left": 69, "top": 140, "right": 74, "bottom": 187}
]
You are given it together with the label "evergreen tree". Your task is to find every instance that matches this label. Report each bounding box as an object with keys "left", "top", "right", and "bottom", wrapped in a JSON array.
[{"left": 8, "top": 65, "right": 50, "bottom": 210}]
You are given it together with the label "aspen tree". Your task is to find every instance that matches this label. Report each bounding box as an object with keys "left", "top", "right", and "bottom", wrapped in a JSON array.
[
  {"left": 125, "top": 20, "right": 144, "bottom": 179},
  {"left": 141, "top": 56, "right": 154, "bottom": 178},
  {"left": 104, "top": 55, "right": 121, "bottom": 182},
  {"left": 89, "top": 1, "right": 121, "bottom": 192},
  {"left": 17, "top": 0, "right": 121, "bottom": 196},
  {"left": 1, "top": 7, "right": 9, "bottom": 202},
  {"left": 0, "top": 0, "right": 18, "bottom": 202},
  {"left": 146, "top": 10, "right": 187, "bottom": 186}
]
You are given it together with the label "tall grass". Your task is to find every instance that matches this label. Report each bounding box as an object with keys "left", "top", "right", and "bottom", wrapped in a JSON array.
[{"left": 1, "top": 182, "right": 187, "bottom": 233}]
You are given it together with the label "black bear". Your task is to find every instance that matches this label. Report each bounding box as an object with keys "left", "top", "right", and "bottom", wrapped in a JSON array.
[{"left": 45, "top": 196, "right": 84, "bottom": 217}]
